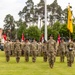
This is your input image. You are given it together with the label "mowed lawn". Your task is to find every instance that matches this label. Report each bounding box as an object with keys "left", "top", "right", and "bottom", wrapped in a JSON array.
[{"left": 0, "top": 51, "right": 75, "bottom": 75}]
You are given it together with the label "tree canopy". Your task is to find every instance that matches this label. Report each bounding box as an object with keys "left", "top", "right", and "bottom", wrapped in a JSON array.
[{"left": 3, "top": 0, "right": 75, "bottom": 41}]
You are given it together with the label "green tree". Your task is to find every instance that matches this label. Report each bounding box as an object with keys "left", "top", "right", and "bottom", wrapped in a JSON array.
[
  {"left": 72, "top": 24, "right": 75, "bottom": 39},
  {"left": 37, "top": 0, "right": 45, "bottom": 19},
  {"left": 3, "top": 14, "right": 15, "bottom": 39},
  {"left": 27, "top": 26, "right": 41, "bottom": 41},
  {"left": 19, "top": 0, "right": 34, "bottom": 26},
  {"left": 59, "top": 23, "right": 69, "bottom": 38},
  {"left": 48, "top": 0, "right": 62, "bottom": 26},
  {"left": 52, "top": 21, "right": 61, "bottom": 32},
  {"left": 17, "top": 22, "right": 27, "bottom": 40},
  {"left": 41, "top": 24, "right": 59, "bottom": 40},
  {"left": 62, "top": 8, "right": 68, "bottom": 23},
  {"left": 47, "top": 26, "right": 59, "bottom": 40}
]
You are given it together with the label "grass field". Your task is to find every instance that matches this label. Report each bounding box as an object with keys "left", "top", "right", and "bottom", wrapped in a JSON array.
[{"left": 0, "top": 51, "right": 75, "bottom": 75}]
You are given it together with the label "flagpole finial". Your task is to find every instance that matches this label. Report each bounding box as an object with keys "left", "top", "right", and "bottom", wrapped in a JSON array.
[{"left": 68, "top": 3, "right": 70, "bottom": 5}]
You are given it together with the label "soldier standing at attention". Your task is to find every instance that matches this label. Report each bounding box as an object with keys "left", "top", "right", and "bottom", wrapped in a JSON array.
[
  {"left": 31, "top": 39, "right": 38, "bottom": 62},
  {"left": 37, "top": 41, "right": 42, "bottom": 56},
  {"left": 47, "top": 35, "right": 56, "bottom": 68},
  {"left": 73, "top": 39, "right": 75, "bottom": 60},
  {"left": 67, "top": 38, "right": 74, "bottom": 67},
  {"left": 14, "top": 39, "right": 21, "bottom": 63},
  {"left": 24, "top": 39, "right": 30, "bottom": 62},
  {"left": 10, "top": 40, "right": 15, "bottom": 56},
  {"left": 4, "top": 39, "right": 11, "bottom": 62},
  {"left": 59, "top": 38, "right": 67, "bottom": 62},
  {"left": 21, "top": 40, "right": 25, "bottom": 56},
  {"left": 42, "top": 40, "right": 47, "bottom": 62}
]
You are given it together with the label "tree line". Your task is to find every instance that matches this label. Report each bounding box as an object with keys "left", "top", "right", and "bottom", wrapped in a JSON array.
[{"left": 3, "top": 0, "right": 75, "bottom": 41}]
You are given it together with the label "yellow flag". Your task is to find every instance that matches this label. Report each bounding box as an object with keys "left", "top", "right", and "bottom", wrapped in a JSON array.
[{"left": 67, "top": 5, "right": 73, "bottom": 33}]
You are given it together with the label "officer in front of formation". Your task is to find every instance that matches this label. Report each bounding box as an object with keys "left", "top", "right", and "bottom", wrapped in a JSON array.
[{"left": 47, "top": 35, "right": 56, "bottom": 68}]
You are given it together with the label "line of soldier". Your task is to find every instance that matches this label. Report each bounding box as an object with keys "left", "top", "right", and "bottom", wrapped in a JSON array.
[{"left": 3, "top": 35, "right": 75, "bottom": 68}]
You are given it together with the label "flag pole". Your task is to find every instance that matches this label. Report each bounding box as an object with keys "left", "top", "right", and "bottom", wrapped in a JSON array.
[
  {"left": 67, "top": 3, "right": 73, "bottom": 39},
  {"left": 44, "top": 0, "right": 47, "bottom": 41},
  {"left": 69, "top": 31, "right": 71, "bottom": 39}
]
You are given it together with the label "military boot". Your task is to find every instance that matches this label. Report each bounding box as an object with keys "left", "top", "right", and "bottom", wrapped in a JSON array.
[
  {"left": 6, "top": 56, "right": 10, "bottom": 62},
  {"left": 16, "top": 57, "right": 20, "bottom": 63},
  {"left": 32, "top": 57, "right": 36, "bottom": 62}
]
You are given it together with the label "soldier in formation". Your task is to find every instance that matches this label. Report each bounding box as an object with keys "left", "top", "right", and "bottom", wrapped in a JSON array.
[
  {"left": 42, "top": 40, "right": 47, "bottom": 62},
  {"left": 37, "top": 41, "right": 42, "bottom": 56},
  {"left": 59, "top": 38, "right": 67, "bottom": 62},
  {"left": 14, "top": 39, "right": 21, "bottom": 63},
  {"left": 10, "top": 40, "right": 15, "bottom": 56},
  {"left": 21, "top": 41, "right": 25, "bottom": 56},
  {"left": 30, "top": 39, "right": 38, "bottom": 62},
  {"left": 24, "top": 39, "right": 30, "bottom": 62},
  {"left": 4, "top": 39, "right": 11, "bottom": 62}
]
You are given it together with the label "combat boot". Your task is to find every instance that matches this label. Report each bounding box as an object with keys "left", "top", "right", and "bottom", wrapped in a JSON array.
[
  {"left": 16, "top": 57, "right": 20, "bottom": 63},
  {"left": 49, "top": 63, "right": 53, "bottom": 69},
  {"left": 6, "top": 56, "right": 10, "bottom": 62},
  {"left": 32, "top": 57, "right": 36, "bottom": 63}
]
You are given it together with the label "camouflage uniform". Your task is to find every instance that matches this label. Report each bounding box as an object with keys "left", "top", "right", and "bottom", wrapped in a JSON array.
[
  {"left": 31, "top": 41, "right": 38, "bottom": 62},
  {"left": 67, "top": 41, "right": 74, "bottom": 67},
  {"left": 73, "top": 42, "right": 75, "bottom": 57},
  {"left": 24, "top": 41, "right": 30, "bottom": 62},
  {"left": 59, "top": 39, "right": 67, "bottom": 62},
  {"left": 10, "top": 41, "right": 15, "bottom": 56},
  {"left": 37, "top": 42, "right": 42, "bottom": 56},
  {"left": 47, "top": 37, "right": 56, "bottom": 68},
  {"left": 42, "top": 42, "right": 47, "bottom": 62},
  {"left": 21, "top": 41, "right": 25, "bottom": 56},
  {"left": 15, "top": 40, "right": 21, "bottom": 63},
  {"left": 4, "top": 40, "right": 11, "bottom": 62}
]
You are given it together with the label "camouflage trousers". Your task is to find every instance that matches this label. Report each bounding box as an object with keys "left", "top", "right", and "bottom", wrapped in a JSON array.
[
  {"left": 60, "top": 51, "right": 65, "bottom": 62},
  {"left": 38, "top": 49, "right": 42, "bottom": 56},
  {"left": 10, "top": 49, "right": 15, "bottom": 56},
  {"left": 10, "top": 50, "right": 15, "bottom": 56},
  {"left": 5, "top": 51, "right": 10, "bottom": 62},
  {"left": 32, "top": 50, "right": 37, "bottom": 62},
  {"left": 48, "top": 52, "right": 55, "bottom": 68},
  {"left": 21, "top": 49, "right": 24, "bottom": 56},
  {"left": 43, "top": 51, "right": 47, "bottom": 62},
  {"left": 67, "top": 51, "right": 74, "bottom": 67},
  {"left": 24, "top": 50, "right": 30, "bottom": 62},
  {"left": 12, "top": 49, "right": 15, "bottom": 56},
  {"left": 15, "top": 51, "right": 21, "bottom": 63}
]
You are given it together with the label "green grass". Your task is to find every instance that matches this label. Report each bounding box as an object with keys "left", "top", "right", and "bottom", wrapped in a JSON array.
[{"left": 0, "top": 51, "right": 75, "bottom": 75}]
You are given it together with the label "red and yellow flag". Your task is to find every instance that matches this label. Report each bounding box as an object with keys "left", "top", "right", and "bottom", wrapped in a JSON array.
[{"left": 67, "top": 4, "right": 73, "bottom": 33}]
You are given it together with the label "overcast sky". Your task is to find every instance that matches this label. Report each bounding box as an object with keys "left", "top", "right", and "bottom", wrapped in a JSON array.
[{"left": 0, "top": 0, "right": 75, "bottom": 28}]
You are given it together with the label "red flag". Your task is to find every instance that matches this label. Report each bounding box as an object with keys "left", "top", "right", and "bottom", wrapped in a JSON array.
[
  {"left": 3, "top": 34, "right": 7, "bottom": 41},
  {"left": 57, "top": 34, "right": 60, "bottom": 44},
  {"left": 40, "top": 34, "right": 44, "bottom": 43},
  {"left": 21, "top": 33, "right": 25, "bottom": 41}
]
